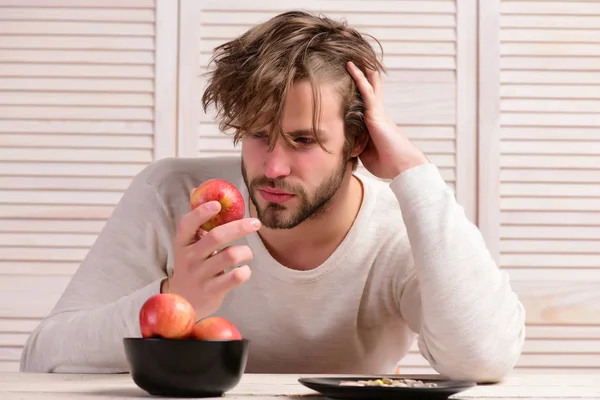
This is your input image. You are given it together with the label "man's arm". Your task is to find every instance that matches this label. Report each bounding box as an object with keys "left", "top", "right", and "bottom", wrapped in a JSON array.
[
  {"left": 391, "top": 163, "right": 526, "bottom": 383},
  {"left": 20, "top": 164, "right": 173, "bottom": 373}
]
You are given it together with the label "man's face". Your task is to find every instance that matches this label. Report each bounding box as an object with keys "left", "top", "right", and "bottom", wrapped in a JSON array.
[{"left": 241, "top": 80, "right": 351, "bottom": 229}]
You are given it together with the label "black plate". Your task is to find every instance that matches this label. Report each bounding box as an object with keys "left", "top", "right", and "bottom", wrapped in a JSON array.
[{"left": 298, "top": 375, "right": 476, "bottom": 400}]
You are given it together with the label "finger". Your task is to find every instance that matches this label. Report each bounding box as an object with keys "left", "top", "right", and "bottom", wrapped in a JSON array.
[
  {"left": 204, "top": 265, "right": 251, "bottom": 295},
  {"left": 194, "top": 227, "right": 209, "bottom": 241},
  {"left": 195, "top": 245, "right": 254, "bottom": 280},
  {"left": 176, "top": 201, "right": 221, "bottom": 247},
  {"left": 194, "top": 218, "right": 261, "bottom": 260},
  {"left": 365, "top": 68, "right": 383, "bottom": 102},
  {"left": 346, "top": 61, "right": 376, "bottom": 108}
]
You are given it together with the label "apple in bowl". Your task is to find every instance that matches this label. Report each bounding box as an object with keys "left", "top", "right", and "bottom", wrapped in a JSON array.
[
  {"left": 138, "top": 293, "right": 196, "bottom": 339},
  {"left": 138, "top": 293, "right": 242, "bottom": 341},
  {"left": 125, "top": 294, "right": 249, "bottom": 398},
  {"left": 192, "top": 316, "right": 242, "bottom": 341}
]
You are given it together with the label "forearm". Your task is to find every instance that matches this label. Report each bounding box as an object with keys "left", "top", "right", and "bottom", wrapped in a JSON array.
[
  {"left": 20, "top": 279, "right": 162, "bottom": 373},
  {"left": 392, "top": 164, "right": 525, "bottom": 382}
]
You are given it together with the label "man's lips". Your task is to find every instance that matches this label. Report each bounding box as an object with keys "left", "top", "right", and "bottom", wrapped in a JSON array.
[
  {"left": 260, "top": 187, "right": 292, "bottom": 195},
  {"left": 258, "top": 187, "right": 294, "bottom": 203}
]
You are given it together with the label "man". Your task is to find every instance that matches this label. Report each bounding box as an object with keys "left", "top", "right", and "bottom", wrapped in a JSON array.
[{"left": 20, "top": 11, "right": 525, "bottom": 381}]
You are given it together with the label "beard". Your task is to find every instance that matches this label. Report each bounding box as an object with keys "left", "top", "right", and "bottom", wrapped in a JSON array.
[{"left": 241, "top": 156, "right": 348, "bottom": 230}]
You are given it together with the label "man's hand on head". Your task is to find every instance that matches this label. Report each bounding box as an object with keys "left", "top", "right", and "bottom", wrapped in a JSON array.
[{"left": 346, "top": 61, "right": 429, "bottom": 180}]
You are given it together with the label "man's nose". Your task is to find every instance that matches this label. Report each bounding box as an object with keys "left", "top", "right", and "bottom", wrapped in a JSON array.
[{"left": 263, "top": 143, "right": 291, "bottom": 179}]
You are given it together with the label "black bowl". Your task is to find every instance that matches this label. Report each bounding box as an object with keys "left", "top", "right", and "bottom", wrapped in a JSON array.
[{"left": 123, "top": 337, "right": 249, "bottom": 398}]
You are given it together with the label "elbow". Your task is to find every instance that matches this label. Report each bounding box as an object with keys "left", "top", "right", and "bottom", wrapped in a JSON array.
[
  {"left": 426, "top": 342, "right": 523, "bottom": 383},
  {"left": 448, "top": 345, "right": 522, "bottom": 383},
  {"left": 477, "top": 327, "right": 526, "bottom": 383},
  {"left": 19, "top": 313, "right": 131, "bottom": 374},
  {"left": 19, "top": 317, "right": 66, "bottom": 373},
  {"left": 421, "top": 323, "right": 526, "bottom": 383},
  {"left": 20, "top": 332, "right": 51, "bottom": 373},
  {"left": 20, "top": 334, "right": 128, "bottom": 374},
  {"left": 465, "top": 300, "right": 527, "bottom": 383},
  {"left": 18, "top": 317, "right": 81, "bottom": 373}
]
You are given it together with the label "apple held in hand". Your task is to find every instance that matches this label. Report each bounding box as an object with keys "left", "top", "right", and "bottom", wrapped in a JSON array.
[
  {"left": 139, "top": 293, "right": 196, "bottom": 339},
  {"left": 190, "top": 179, "right": 246, "bottom": 232},
  {"left": 192, "top": 316, "right": 242, "bottom": 341}
]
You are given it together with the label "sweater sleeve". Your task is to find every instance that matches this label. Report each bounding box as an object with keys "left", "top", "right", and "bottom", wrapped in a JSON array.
[
  {"left": 19, "top": 165, "right": 173, "bottom": 373},
  {"left": 390, "top": 163, "right": 526, "bottom": 383}
]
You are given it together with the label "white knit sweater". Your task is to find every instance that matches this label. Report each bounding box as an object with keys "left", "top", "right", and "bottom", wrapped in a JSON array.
[{"left": 20, "top": 156, "right": 526, "bottom": 382}]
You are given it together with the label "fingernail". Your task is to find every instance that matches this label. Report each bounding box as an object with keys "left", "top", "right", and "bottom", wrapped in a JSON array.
[
  {"left": 206, "top": 201, "right": 221, "bottom": 212},
  {"left": 250, "top": 219, "right": 261, "bottom": 229}
]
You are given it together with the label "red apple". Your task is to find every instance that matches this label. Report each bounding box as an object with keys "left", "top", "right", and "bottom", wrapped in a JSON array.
[
  {"left": 190, "top": 179, "right": 246, "bottom": 231},
  {"left": 191, "top": 316, "right": 242, "bottom": 341},
  {"left": 139, "top": 293, "right": 196, "bottom": 339}
]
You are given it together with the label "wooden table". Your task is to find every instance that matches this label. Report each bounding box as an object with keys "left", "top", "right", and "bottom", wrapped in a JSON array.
[{"left": 0, "top": 371, "right": 598, "bottom": 399}]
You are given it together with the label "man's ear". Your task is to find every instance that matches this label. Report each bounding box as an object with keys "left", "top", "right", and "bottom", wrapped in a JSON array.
[{"left": 351, "top": 132, "right": 370, "bottom": 157}]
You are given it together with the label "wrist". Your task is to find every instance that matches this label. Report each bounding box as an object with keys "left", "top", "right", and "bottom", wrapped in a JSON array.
[
  {"left": 393, "top": 153, "right": 429, "bottom": 177},
  {"left": 389, "top": 162, "right": 450, "bottom": 209}
]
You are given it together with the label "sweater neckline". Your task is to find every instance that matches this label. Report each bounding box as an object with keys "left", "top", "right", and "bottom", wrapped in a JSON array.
[{"left": 238, "top": 172, "right": 376, "bottom": 282}]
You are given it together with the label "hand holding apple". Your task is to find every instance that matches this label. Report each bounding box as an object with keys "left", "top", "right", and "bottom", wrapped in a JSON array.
[{"left": 165, "top": 179, "right": 262, "bottom": 321}]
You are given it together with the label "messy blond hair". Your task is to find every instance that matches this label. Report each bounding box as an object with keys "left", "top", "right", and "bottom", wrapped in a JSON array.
[{"left": 201, "top": 10, "right": 385, "bottom": 170}]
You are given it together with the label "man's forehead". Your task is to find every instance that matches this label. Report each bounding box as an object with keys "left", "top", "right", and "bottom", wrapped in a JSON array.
[
  {"left": 282, "top": 82, "right": 343, "bottom": 121},
  {"left": 247, "top": 80, "right": 343, "bottom": 137}
]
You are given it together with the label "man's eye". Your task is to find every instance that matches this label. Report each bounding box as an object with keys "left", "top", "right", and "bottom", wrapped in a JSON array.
[
  {"left": 295, "top": 137, "right": 314, "bottom": 145},
  {"left": 250, "top": 132, "right": 267, "bottom": 139}
]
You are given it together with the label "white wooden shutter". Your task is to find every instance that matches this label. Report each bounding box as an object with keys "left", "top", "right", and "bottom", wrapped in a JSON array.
[
  {"left": 479, "top": 0, "right": 600, "bottom": 373},
  {"left": 0, "top": 0, "right": 178, "bottom": 371},
  {"left": 180, "top": 0, "right": 477, "bottom": 222}
]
